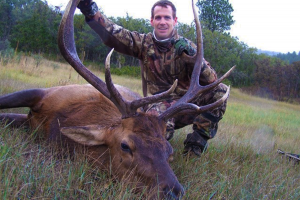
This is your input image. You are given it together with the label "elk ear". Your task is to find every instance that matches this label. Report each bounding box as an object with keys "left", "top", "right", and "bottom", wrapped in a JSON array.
[{"left": 60, "top": 125, "right": 107, "bottom": 146}]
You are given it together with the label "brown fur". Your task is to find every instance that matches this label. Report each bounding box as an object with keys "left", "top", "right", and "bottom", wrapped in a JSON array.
[{"left": 0, "top": 84, "right": 184, "bottom": 199}]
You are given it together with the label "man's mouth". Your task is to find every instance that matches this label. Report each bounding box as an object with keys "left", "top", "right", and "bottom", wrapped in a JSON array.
[{"left": 158, "top": 28, "right": 168, "bottom": 32}]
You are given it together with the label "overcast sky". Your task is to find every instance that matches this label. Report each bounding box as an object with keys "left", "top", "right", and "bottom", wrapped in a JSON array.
[{"left": 48, "top": 0, "right": 300, "bottom": 53}]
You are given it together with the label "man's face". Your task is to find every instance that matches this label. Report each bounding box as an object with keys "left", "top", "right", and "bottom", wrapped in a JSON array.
[{"left": 151, "top": 5, "right": 177, "bottom": 40}]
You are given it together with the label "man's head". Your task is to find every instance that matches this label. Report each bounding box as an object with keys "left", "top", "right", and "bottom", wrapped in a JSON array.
[{"left": 151, "top": 0, "right": 178, "bottom": 40}]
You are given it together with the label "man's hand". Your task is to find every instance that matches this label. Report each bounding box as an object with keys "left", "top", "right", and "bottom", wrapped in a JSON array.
[
  {"left": 77, "top": 0, "right": 98, "bottom": 18},
  {"left": 174, "top": 38, "right": 196, "bottom": 56}
]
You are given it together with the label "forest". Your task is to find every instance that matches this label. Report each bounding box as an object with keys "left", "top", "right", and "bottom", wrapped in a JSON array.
[{"left": 1, "top": 0, "right": 300, "bottom": 103}]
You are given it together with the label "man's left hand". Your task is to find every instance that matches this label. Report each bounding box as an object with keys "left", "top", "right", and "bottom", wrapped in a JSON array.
[{"left": 174, "top": 38, "right": 196, "bottom": 56}]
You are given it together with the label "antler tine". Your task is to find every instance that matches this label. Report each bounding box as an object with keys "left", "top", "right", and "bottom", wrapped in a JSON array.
[
  {"left": 130, "top": 79, "right": 178, "bottom": 111},
  {"left": 105, "top": 49, "right": 178, "bottom": 118},
  {"left": 58, "top": 0, "right": 110, "bottom": 98},
  {"left": 104, "top": 48, "right": 130, "bottom": 117},
  {"left": 160, "top": 85, "right": 230, "bottom": 119},
  {"left": 190, "top": 0, "right": 204, "bottom": 87},
  {"left": 177, "top": 0, "right": 202, "bottom": 68},
  {"left": 159, "top": 0, "right": 235, "bottom": 121},
  {"left": 190, "top": 65, "right": 235, "bottom": 102}
]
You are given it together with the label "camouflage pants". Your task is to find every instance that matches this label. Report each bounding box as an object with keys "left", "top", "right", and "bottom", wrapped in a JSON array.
[{"left": 146, "top": 83, "right": 228, "bottom": 141}]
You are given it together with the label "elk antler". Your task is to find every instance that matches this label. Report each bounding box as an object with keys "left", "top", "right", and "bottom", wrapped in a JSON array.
[
  {"left": 104, "top": 48, "right": 177, "bottom": 118},
  {"left": 58, "top": 0, "right": 178, "bottom": 118},
  {"left": 159, "top": 0, "right": 235, "bottom": 121}
]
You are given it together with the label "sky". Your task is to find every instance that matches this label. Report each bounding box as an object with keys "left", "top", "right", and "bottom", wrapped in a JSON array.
[{"left": 48, "top": 0, "right": 300, "bottom": 54}]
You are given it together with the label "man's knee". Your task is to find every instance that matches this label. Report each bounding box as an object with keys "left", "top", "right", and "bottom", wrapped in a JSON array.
[
  {"left": 213, "top": 83, "right": 228, "bottom": 101},
  {"left": 193, "top": 112, "right": 220, "bottom": 139}
]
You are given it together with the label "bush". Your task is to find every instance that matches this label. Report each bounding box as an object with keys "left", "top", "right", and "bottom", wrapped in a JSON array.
[
  {"left": 0, "top": 39, "right": 11, "bottom": 51},
  {"left": 110, "top": 66, "right": 141, "bottom": 78},
  {"left": 0, "top": 40, "right": 15, "bottom": 65}
]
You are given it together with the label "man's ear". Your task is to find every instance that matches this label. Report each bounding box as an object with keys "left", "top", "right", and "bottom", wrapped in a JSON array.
[
  {"left": 60, "top": 125, "right": 107, "bottom": 146},
  {"left": 173, "top": 17, "right": 178, "bottom": 26}
]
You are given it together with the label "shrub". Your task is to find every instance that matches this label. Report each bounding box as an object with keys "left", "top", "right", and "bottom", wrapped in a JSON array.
[{"left": 110, "top": 66, "right": 141, "bottom": 78}]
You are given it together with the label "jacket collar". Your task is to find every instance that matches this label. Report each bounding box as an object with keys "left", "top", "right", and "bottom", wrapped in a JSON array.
[{"left": 152, "top": 29, "right": 178, "bottom": 53}]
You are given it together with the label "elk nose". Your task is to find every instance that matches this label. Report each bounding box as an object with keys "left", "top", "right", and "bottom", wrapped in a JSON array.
[{"left": 163, "top": 184, "right": 185, "bottom": 200}]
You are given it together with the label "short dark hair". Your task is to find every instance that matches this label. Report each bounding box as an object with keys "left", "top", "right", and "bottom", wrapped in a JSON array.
[{"left": 151, "top": 0, "right": 177, "bottom": 19}]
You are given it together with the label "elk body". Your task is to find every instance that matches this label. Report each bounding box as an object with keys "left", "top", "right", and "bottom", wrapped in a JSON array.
[
  {"left": 0, "top": 0, "right": 234, "bottom": 199},
  {"left": 0, "top": 84, "right": 181, "bottom": 198}
]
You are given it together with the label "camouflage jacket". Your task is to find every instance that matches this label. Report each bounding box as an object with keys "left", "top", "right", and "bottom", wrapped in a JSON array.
[{"left": 87, "top": 14, "right": 217, "bottom": 98}]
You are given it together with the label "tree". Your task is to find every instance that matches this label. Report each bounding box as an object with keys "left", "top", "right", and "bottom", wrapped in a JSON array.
[
  {"left": 177, "top": 22, "right": 196, "bottom": 43},
  {"left": 109, "top": 14, "right": 153, "bottom": 66},
  {"left": 196, "top": 0, "right": 234, "bottom": 33},
  {"left": 0, "top": 0, "right": 29, "bottom": 41},
  {"left": 276, "top": 51, "right": 300, "bottom": 64},
  {"left": 9, "top": 0, "right": 61, "bottom": 54}
]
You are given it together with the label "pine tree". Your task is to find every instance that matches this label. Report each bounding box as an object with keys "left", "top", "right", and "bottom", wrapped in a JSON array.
[{"left": 196, "top": 0, "right": 234, "bottom": 33}]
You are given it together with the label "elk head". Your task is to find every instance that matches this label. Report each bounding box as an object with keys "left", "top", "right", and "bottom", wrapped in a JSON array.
[{"left": 58, "top": 0, "right": 234, "bottom": 199}]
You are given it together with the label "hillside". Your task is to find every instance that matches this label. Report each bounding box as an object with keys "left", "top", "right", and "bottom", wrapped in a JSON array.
[{"left": 256, "top": 49, "right": 281, "bottom": 56}]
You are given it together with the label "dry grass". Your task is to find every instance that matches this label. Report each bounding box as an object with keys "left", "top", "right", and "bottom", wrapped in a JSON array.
[{"left": 1, "top": 55, "right": 300, "bottom": 199}]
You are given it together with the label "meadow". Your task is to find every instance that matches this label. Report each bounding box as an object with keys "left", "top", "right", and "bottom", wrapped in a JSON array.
[{"left": 1, "top": 55, "right": 300, "bottom": 199}]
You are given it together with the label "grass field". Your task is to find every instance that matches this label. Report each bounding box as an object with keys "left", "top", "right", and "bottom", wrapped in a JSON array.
[{"left": 1, "top": 55, "right": 300, "bottom": 199}]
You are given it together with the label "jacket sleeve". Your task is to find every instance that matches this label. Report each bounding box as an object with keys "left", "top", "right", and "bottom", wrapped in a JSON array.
[
  {"left": 200, "top": 58, "right": 218, "bottom": 85},
  {"left": 86, "top": 12, "right": 145, "bottom": 59}
]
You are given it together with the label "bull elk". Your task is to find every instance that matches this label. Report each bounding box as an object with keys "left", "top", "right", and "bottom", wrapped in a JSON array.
[{"left": 0, "top": 0, "right": 234, "bottom": 199}]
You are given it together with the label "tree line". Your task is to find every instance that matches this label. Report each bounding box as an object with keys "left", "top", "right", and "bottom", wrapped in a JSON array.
[
  {"left": 0, "top": 0, "right": 299, "bottom": 103},
  {"left": 275, "top": 51, "right": 300, "bottom": 64}
]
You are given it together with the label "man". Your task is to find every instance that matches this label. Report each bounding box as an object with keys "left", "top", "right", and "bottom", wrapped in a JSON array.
[{"left": 77, "top": 0, "right": 228, "bottom": 157}]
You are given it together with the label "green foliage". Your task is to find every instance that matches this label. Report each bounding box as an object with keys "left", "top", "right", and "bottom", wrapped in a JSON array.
[
  {"left": 275, "top": 51, "right": 300, "bottom": 64},
  {"left": 110, "top": 13, "right": 152, "bottom": 34},
  {"left": 10, "top": 1, "right": 61, "bottom": 54},
  {"left": 0, "top": 40, "right": 14, "bottom": 66},
  {"left": 0, "top": 39, "right": 11, "bottom": 51},
  {"left": 108, "top": 15, "right": 153, "bottom": 67},
  {"left": 70, "top": 13, "right": 153, "bottom": 67},
  {"left": 177, "top": 22, "right": 196, "bottom": 43},
  {"left": 196, "top": 0, "right": 234, "bottom": 33},
  {"left": 73, "top": 14, "right": 108, "bottom": 63},
  {"left": 0, "top": 0, "right": 18, "bottom": 40},
  {"left": 202, "top": 29, "right": 258, "bottom": 86},
  {"left": 110, "top": 66, "right": 141, "bottom": 78},
  {"left": 176, "top": 21, "right": 257, "bottom": 87}
]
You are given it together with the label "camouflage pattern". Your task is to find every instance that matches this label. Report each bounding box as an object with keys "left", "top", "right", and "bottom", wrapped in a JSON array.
[
  {"left": 146, "top": 100, "right": 176, "bottom": 140},
  {"left": 87, "top": 14, "right": 217, "bottom": 98},
  {"left": 86, "top": 12, "right": 228, "bottom": 150},
  {"left": 146, "top": 83, "right": 228, "bottom": 140}
]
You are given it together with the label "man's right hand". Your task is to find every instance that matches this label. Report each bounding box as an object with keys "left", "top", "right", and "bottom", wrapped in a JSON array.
[{"left": 77, "top": 0, "right": 98, "bottom": 18}]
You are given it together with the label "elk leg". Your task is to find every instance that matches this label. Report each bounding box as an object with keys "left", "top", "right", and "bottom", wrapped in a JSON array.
[
  {"left": 0, "top": 89, "right": 45, "bottom": 109},
  {"left": 0, "top": 113, "right": 29, "bottom": 128}
]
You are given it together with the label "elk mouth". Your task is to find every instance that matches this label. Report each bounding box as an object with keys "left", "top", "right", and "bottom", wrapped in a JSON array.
[{"left": 146, "top": 182, "right": 184, "bottom": 200}]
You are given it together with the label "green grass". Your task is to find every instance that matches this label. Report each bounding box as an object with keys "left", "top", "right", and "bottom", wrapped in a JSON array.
[{"left": 1, "top": 55, "right": 300, "bottom": 199}]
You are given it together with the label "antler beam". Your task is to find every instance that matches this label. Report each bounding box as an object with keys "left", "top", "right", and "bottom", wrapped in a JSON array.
[{"left": 159, "top": 0, "right": 235, "bottom": 121}]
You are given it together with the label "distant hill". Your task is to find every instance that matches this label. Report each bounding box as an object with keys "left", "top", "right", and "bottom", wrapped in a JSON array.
[
  {"left": 256, "top": 49, "right": 300, "bottom": 64},
  {"left": 256, "top": 49, "right": 281, "bottom": 56}
]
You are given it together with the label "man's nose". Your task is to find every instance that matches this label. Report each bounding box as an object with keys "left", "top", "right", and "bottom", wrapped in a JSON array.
[{"left": 159, "top": 18, "right": 167, "bottom": 24}]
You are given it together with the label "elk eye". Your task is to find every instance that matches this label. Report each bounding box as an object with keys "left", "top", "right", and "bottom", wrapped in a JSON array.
[{"left": 121, "top": 143, "right": 131, "bottom": 153}]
